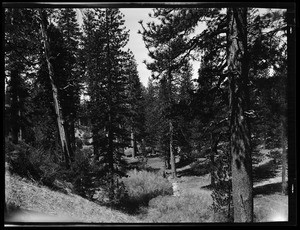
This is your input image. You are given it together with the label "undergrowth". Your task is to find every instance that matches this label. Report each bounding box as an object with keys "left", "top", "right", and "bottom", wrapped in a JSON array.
[
  {"left": 144, "top": 194, "right": 213, "bottom": 222},
  {"left": 120, "top": 169, "right": 173, "bottom": 214}
]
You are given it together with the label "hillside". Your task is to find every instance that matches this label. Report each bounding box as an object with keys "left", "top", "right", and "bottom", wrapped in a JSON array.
[{"left": 5, "top": 168, "right": 140, "bottom": 223}]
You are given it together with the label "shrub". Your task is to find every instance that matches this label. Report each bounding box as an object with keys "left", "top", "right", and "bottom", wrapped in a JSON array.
[
  {"left": 66, "top": 148, "right": 99, "bottom": 198},
  {"left": 6, "top": 141, "right": 43, "bottom": 182},
  {"left": 5, "top": 140, "right": 60, "bottom": 187},
  {"left": 121, "top": 170, "right": 173, "bottom": 213},
  {"left": 146, "top": 194, "right": 213, "bottom": 222}
]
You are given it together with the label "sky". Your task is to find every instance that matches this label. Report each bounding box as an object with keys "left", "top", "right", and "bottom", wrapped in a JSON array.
[
  {"left": 76, "top": 8, "right": 281, "bottom": 87},
  {"left": 120, "top": 8, "right": 154, "bottom": 87},
  {"left": 76, "top": 8, "right": 204, "bottom": 87},
  {"left": 120, "top": 8, "right": 206, "bottom": 87}
]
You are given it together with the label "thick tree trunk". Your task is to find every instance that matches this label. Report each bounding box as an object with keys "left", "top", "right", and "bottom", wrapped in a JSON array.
[
  {"left": 227, "top": 8, "right": 253, "bottom": 222},
  {"left": 39, "top": 9, "right": 72, "bottom": 169}
]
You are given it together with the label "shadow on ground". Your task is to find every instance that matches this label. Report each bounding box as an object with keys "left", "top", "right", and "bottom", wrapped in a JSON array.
[
  {"left": 252, "top": 159, "right": 281, "bottom": 183},
  {"left": 177, "top": 167, "right": 209, "bottom": 177},
  {"left": 127, "top": 159, "right": 161, "bottom": 173},
  {"left": 253, "top": 182, "right": 283, "bottom": 196}
]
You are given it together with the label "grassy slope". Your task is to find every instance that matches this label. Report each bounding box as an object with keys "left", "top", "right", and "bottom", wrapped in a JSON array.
[{"left": 5, "top": 169, "right": 140, "bottom": 223}]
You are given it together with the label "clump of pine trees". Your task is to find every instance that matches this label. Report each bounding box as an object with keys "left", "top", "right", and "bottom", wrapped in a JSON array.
[{"left": 4, "top": 8, "right": 145, "bottom": 205}]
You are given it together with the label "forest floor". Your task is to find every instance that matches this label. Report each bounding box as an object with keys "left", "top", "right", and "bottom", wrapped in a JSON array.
[
  {"left": 5, "top": 147, "right": 288, "bottom": 224},
  {"left": 143, "top": 150, "right": 288, "bottom": 222}
]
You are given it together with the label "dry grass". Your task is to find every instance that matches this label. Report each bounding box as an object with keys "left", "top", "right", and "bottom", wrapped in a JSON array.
[
  {"left": 5, "top": 169, "right": 140, "bottom": 223},
  {"left": 142, "top": 194, "right": 213, "bottom": 222},
  {"left": 121, "top": 169, "right": 173, "bottom": 213}
]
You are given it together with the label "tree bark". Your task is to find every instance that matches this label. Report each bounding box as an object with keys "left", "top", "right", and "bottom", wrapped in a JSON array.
[
  {"left": 227, "top": 8, "right": 253, "bottom": 222},
  {"left": 39, "top": 9, "right": 72, "bottom": 169}
]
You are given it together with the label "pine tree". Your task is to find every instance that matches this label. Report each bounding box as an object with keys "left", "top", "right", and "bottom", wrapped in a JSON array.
[
  {"left": 139, "top": 9, "right": 196, "bottom": 178},
  {"left": 124, "top": 51, "right": 145, "bottom": 158},
  {"left": 39, "top": 8, "right": 73, "bottom": 169},
  {"left": 57, "top": 8, "right": 83, "bottom": 155},
  {"left": 4, "top": 8, "right": 41, "bottom": 144},
  {"left": 226, "top": 8, "right": 253, "bottom": 222},
  {"left": 82, "top": 8, "right": 131, "bottom": 201}
]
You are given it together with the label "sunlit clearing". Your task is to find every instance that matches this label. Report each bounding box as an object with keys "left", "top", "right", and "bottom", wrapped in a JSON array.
[{"left": 269, "top": 212, "right": 288, "bottom": 222}]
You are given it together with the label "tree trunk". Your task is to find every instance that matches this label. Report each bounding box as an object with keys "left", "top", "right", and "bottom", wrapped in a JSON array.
[
  {"left": 10, "top": 69, "right": 21, "bottom": 144},
  {"left": 141, "top": 138, "right": 146, "bottom": 156},
  {"left": 286, "top": 7, "right": 296, "bottom": 223},
  {"left": 106, "top": 9, "right": 115, "bottom": 200},
  {"left": 18, "top": 110, "right": 23, "bottom": 142},
  {"left": 166, "top": 153, "right": 171, "bottom": 169},
  {"left": 131, "top": 127, "right": 137, "bottom": 158},
  {"left": 39, "top": 9, "right": 72, "bottom": 169},
  {"left": 169, "top": 121, "right": 177, "bottom": 179},
  {"left": 281, "top": 120, "right": 287, "bottom": 195},
  {"left": 227, "top": 8, "right": 253, "bottom": 222},
  {"left": 210, "top": 134, "right": 218, "bottom": 186},
  {"left": 69, "top": 120, "right": 76, "bottom": 160}
]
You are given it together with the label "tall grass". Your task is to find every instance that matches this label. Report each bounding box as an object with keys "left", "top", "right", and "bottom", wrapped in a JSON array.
[
  {"left": 145, "top": 194, "right": 213, "bottom": 222},
  {"left": 121, "top": 170, "right": 173, "bottom": 213}
]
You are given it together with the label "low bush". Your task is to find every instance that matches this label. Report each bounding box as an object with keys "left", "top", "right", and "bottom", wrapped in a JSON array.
[
  {"left": 6, "top": 140, "right": 72, "bottom": 193},
  {"left": 6, "top": 141, "right": 49, "bottom": 183},
  {"left": 146, "top": 194, "right": 213, "bottom": 222},
  {"left": 121, "top": 170, "right": 173, "bottom": 213}
]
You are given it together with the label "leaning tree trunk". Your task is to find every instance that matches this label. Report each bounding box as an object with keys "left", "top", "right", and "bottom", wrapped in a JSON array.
[
  {"left": 39, "top": 9, "right": 72, "bottom": 168},
  {"left": 227, "top": 8, "right": 253, "bottom": 222}
]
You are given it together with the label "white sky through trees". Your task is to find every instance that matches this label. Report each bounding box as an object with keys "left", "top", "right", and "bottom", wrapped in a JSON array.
[
  {"left": 75, "top": 8, "right": 283, "bottom": 87},
  {"left": 76, "top": 8, "right": 205, "bottom": 87}
]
